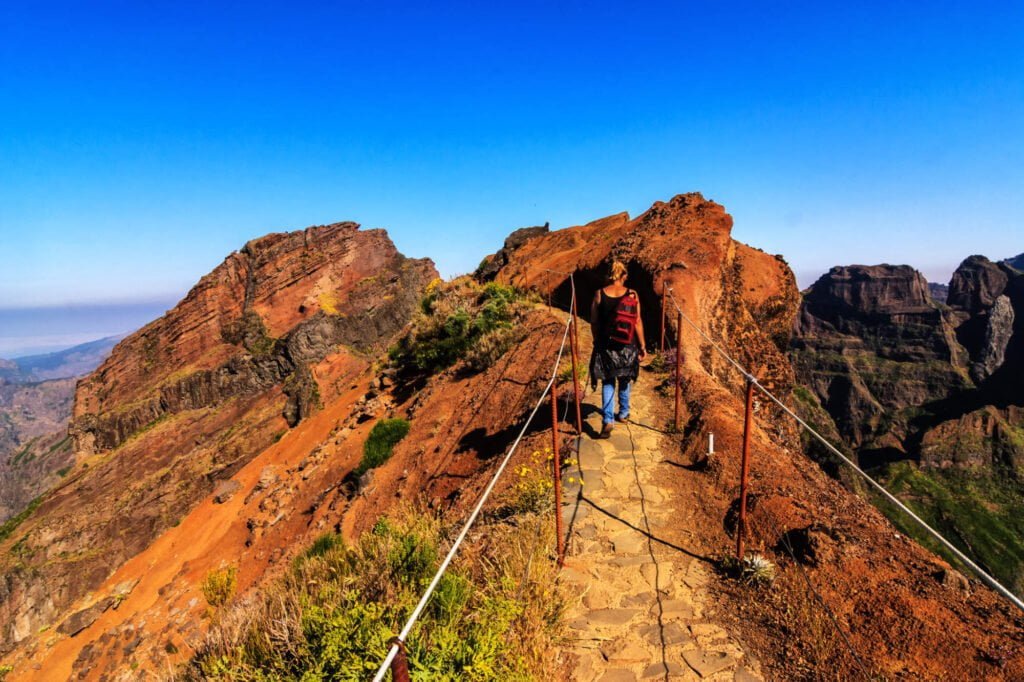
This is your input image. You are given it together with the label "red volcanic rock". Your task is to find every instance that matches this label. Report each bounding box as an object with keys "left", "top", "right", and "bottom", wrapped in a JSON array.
[
  {"left": 72, "top": 223, "right": 436, "bottom": 454},
  {"left": 1, "top": 223, "right": 435, "bottom": 654},
  {"left": 493, "top": 192, "right": 800, "bottom": 394}
]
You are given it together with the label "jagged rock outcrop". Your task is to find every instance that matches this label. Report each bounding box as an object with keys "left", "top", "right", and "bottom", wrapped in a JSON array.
[
  {"left": 973, "top": 294, "right": 1015, "bottom": 382},
  {"left": 0, "top": 223, "right": 436, "bottom": 655},
  {"left": 476, "top": 223, "right": 549, "bottom": 281},
  {"left": 493, "top": 193, "right": 800, "bottom": 396},
  {"left": 791, "top": 265, "right": 970, "bottom": 458},
  {"left": 71, "top": 224, "right": 435, "bottom": 455},
  {"left": 948, "top": 255, "right": 1012, "bottom": 311},
  {"left": 945, "top": 255, "right": 1024, "bottom": 386}
]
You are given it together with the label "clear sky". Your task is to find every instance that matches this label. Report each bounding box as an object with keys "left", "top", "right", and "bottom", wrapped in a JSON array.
[{"left": 1, "top": 1, "right": 1022, "bottom": 317}]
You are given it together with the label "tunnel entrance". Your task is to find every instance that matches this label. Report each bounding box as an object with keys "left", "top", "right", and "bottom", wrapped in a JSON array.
[{"left": 550, "top": 259, "right": 672, "bottom": 350}]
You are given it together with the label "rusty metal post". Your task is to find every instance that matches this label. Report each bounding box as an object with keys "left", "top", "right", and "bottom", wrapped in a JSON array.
[
  {"left": 660, "top": 286, "right": 667, "bottom": 353},
  {"left": 550, "top": 378, "right": 565, "bottom": 566},
  {"left": 674, "top": 311, "right": 683, "bottom": 431},
  {"left": 570, "top": 279, "right": 582, "bottom": 371},
  {"left": 736, "top": 379, "right": 754, "bottom": 560},
  {"left": 390, "top": 639, "right": 411, "bottom": 682},
  {"left": 568, "top": 320, "right": 584, "bottom": 437}
]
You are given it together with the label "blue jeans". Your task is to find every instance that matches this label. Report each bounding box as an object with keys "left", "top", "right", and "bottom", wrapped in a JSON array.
[{"left": 602, "top": 379, "right": 632, "bottom": 424}]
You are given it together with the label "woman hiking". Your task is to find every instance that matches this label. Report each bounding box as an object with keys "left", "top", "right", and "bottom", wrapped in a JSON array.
[{"left": 589, "top": 261, "right": 647, "bottom": 439}]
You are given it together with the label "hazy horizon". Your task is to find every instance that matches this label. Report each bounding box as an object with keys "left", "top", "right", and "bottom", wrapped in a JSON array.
[
  {"left": 0, "top": 301, "right": 173, "bottom": 359},
  {"left": 2, "top": 233, "right": 1019, "bottom": 359}
]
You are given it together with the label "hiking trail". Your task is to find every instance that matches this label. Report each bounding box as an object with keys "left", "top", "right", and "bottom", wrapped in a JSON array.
[{"left": 557, "top": 381, "right": 764, "bottom": 681}]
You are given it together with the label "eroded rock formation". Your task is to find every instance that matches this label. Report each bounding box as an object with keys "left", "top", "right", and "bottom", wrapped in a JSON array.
[
  {"left": 793, "top": 256, "right": 1024, "bottom": 472},
  {"left": 0, "top": 223, "right": 436, "bottom": 654}
]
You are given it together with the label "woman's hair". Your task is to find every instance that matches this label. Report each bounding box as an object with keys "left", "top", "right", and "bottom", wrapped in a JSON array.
[{"left": 609, "top": 260, "right": 628, "bottom": 284}]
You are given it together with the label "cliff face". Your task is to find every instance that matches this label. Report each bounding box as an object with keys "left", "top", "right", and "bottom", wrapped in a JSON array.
[
  {"left": 793, "top": 258, "right": 1024, "bottom": 471},
  {"left": 0, "top": 223, "right": 436, "bottom": 654},
  {"left": 791, "top": 265, "right": 970, "bottom": 462},
  {"left": 791, "top": 255, "right": 1024, "bottom": 593}
]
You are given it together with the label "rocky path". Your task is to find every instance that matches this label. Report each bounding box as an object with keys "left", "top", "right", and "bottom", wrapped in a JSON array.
[{"left": 557, "top": 383, "right": 763, "bottom": 681}]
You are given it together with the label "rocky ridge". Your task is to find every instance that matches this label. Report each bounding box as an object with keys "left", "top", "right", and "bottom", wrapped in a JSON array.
[
  {"left": 791, "top": 254, "right": 1024, "bottom": 594},
  {"left": 0, "top": 223, "right": 436, "bottom": 656},
  {"left": 491, "top": 199, "right": 1023, "bottom": 679}
]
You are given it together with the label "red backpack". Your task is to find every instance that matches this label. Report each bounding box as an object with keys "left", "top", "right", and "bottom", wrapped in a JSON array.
[{"left": 609, "top": 290, "right": 639, "bottom": 345}]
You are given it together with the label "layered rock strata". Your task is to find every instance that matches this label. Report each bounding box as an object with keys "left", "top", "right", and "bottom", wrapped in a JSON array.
[
  {"left": 792, "top": 256, "right": 1024, "bottom": 472},
  {"left": 0, "top": 223, "right": 436, "bottom": 653}
]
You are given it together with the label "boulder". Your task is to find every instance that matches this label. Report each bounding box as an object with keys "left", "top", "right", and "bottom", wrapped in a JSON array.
[
  {"left": 212, "top": 479, "right": 242, "bottom": 504},
  {"left": 58, "top": 598, "right": 114, "bottom": 637}
]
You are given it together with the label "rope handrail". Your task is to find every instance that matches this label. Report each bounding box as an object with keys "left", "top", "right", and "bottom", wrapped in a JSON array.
[
  {"left": 372, "top": 290, "right": 575, "bottom": 681},
  {"left": 664, "top": 289, "right": 1024, "bottom": 613}
]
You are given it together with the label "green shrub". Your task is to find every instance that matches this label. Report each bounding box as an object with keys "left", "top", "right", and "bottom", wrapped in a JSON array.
[
  {"left": 355, "top": 418, "right": 411, "bottom": 476},
  {"left": 390, "top": 278, "right": 529, "bottom": 376},
  {"left": 0, "top": 496, "right": 42, "bottom": 543},
  {"left": 307, "top": 532, "right": 344, "bottom": 558},
  {"left": 202, "top": 565, "right": 238, "bottom": 608}
]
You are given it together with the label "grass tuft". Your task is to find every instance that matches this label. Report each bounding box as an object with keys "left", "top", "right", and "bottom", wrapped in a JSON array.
[{"left": 355, "top": 418, "right": 411, "bottom": 476}]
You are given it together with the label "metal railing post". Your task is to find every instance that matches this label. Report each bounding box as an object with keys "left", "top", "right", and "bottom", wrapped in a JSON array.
[
  {"left": 390, "top": 638, "right": 411, "bottom": 682},
  {"left": 674, "top": 311, "right": 683, "bottom": 431},
  {"left": 550, "top": 377, "right": 565, "bottom": 566},
  {"left": 568, "top": 320, "right": 584, "bottom": 437},
  {"left": 737, "top": 379, "right": 754, "bottom": 560},
  {"left": 660, "top": 285, "right": 667, "bottom": 353}
]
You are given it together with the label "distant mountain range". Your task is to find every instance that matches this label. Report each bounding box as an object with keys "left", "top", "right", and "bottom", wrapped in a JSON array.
[
  {"left": 0, "top": 335, "right": 122, "bottom": 383},
  {"left": 792, "top": 252, "right": 1024, "bottom": 595},
  {"left": 1, "top": 335, "right": 121, "bottom": 523}
]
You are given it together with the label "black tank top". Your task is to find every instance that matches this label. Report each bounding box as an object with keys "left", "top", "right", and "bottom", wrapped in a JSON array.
[{"left": 597, "top": 289, "right": 632, "bottom": 348}]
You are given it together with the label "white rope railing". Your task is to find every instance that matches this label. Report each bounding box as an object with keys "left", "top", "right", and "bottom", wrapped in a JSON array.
[
  {"left": 665, "top": 288, "right": 1024, "bottom": 613},
  {"left": 372, "top": 304, "right": 574, "bottom": 681}
]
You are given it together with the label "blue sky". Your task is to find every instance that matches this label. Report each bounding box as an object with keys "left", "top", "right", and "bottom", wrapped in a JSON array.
[{"left": 1, "top": 1, "right": 1022, "bottom": 322}]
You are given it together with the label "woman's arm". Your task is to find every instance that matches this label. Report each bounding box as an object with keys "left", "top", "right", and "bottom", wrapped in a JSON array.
[
  {"left": 634, "top": 292, "right": 647, "bottom": 357},
  {"left": 590, "top": 290, "right": 600, "bottom": 338}
]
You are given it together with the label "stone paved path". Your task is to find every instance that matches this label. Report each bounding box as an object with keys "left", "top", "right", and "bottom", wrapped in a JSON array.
[{"left": 558, "top": 385, "right": 764, "bottom": 681}]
